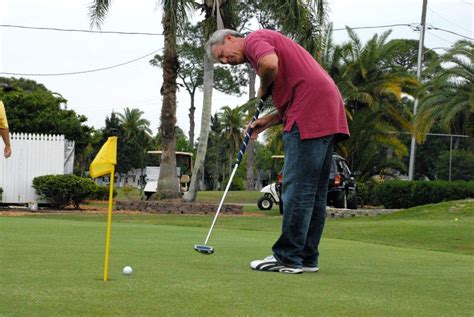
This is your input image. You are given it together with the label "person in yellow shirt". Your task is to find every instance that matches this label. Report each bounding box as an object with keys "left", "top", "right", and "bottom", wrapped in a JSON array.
[{"left": 0, "top": 100, "right": 11, "bottom": 158}]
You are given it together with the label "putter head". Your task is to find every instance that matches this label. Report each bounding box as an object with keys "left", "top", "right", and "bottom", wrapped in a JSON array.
[{"left": 194, "top": 244, "right": 214, "bottom": 255}]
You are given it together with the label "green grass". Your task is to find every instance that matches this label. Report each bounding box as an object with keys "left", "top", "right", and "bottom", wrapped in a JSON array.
[
  {"left": 196, "top": 190, "right": 263, "bottom": 204},
  {"left": 1, "top": 199, "right": 473, "bottom": 316},
  {"left": 111, "top": 189, "right": 262, "bottom": 204}
]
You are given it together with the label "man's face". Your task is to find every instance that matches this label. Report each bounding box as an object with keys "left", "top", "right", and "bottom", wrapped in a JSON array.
[{"left": 211, "top": 35, "right": 245, "bottom": 65}]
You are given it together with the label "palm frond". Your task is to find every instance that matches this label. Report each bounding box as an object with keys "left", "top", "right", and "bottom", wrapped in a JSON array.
[{"left": 89, "top": 0, "right": 111, "bottom": 29}]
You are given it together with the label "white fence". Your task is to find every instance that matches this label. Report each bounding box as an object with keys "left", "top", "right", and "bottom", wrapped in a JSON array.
[{"left": 0, "top": 133, "right": 75, "bottom": 204}]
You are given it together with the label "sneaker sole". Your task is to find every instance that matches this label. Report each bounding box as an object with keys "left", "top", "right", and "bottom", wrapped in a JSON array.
[
  {"left": 251, "top": 262, "right": 303, "bottom": 274},
  {"left": 302, "top": 267, "right": 319, "bottom": 273}
]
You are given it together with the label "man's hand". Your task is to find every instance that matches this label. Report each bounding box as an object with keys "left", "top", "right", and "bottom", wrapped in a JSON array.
[
  {"left": 4, "top": 144, "right": 11, "bottom": 158},
  {"left": 249, "top": 112, "right": 282, "bottom": 140}
]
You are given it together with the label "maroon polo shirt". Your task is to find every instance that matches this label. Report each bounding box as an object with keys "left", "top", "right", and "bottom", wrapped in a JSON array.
[{"left": 244, "top": 29, "right": 349, "bottom": 140}]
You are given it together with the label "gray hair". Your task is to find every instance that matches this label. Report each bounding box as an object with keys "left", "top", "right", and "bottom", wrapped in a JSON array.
[{"left": 205, "top": 29, "right": 244, "bottom": 63}]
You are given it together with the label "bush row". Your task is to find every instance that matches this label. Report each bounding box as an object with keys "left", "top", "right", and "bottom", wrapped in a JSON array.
[
  {"left": 358, "top": 180, "right": 474, "bottom": 209},
  {"left": 32, "top": 175, "right": 117, "bottom": 209}
]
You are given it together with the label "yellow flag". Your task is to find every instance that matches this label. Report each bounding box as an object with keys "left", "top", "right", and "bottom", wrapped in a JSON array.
[{"left": 90, "top": 136, "right": 117, "bottom": 178}]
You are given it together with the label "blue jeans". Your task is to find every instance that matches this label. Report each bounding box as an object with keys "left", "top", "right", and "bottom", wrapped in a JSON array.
[{"left": 272, "top": 124, "right": 334, "bottom": 268}]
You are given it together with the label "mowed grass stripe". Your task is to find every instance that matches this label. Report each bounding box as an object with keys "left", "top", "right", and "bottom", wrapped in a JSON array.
[{"left": 1, "top": 217, "right": 473, "bottom": 316}]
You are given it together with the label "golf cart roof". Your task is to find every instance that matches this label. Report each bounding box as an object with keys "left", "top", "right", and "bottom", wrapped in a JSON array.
[
  {"left": 271, "top": 155, "right": 284, "bottom": 159},
  {"left": 147, "top": 150, "right": 193, "bottom": 157}
]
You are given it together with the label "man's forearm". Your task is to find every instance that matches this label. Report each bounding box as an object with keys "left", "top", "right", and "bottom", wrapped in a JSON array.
[
  {"left": 1, "top": 128, "right": 10, "bottom": 147},
  {"left": 257, "top": 54, "right": 279, "bottom": 99},
  {"left": 262, "top": 112, "right": 282, "bottom": 129}
]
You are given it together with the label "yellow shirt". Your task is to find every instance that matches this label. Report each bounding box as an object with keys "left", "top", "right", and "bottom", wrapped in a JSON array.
[{"left": 0, "top": 101, "right": 9, "bottom": 129}]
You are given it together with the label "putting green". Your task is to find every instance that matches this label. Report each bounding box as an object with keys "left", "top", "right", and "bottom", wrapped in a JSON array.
[{"left": 0, "top": 216, "right": 472, "bottom": 316}]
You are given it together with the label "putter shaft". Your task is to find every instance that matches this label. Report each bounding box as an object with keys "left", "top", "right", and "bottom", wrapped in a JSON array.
[{"left": 203, "top": 163, "right": 239, "bottom": 245}]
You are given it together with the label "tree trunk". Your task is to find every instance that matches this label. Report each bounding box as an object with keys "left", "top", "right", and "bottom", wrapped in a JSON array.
[
  {"left": 245, "top": 65, "right": 257, "bottom": 190},
  {"left": 156, "top": 7, "right": 180, "bottom": 200},
  {"left": 189, "top": 90, "right": 196, "bottom": 148},
  {"left": 184, "top": 55, "right": 214, "bottom": 201}
]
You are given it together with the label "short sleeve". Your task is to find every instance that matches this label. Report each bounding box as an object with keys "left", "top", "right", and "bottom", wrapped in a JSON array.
[
  {"left": 0, "top": 101, "right": 9, "bottom": 129},
  {"left": 244, "top": 32, "right": 276, "bottom": 72}
]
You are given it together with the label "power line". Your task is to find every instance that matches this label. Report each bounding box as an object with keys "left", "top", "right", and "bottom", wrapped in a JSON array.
[
  {"left": 0, "top": 49, "right": 161, "bottom": 77},
  {"left": 426, "top": 30, "right": 455, "bottom": 45},
  {"left": 427, "top": 7, "right": 473, "bottom": 35},
  {"left": 332, "top": 23, "right": 417, "bottom": 32},
  {"left": 0, "top": 24, "right": 163, "bottom": 36},
  {"left": 2, "top": 23, "right": 472, "bottom": 40},
  {"left": 427, "top": 26, "right": 473, "bottom": 40}
]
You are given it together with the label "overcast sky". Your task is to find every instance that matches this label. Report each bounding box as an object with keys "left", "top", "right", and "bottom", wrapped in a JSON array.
[{"left": 1, "top": 0, "right": 472, "bottom": 136}]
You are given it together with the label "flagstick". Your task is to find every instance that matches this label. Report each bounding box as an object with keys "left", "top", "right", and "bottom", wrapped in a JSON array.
[{"left": 103, "top": 166, "right": 115, "bottom": 281}]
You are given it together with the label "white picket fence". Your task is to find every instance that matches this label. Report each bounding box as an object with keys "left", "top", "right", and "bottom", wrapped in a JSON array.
[{"left": 0, "top": 133, "right": 75, "bottom": 204}]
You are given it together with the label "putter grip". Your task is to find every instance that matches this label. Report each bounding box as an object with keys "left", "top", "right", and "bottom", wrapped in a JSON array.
[{"left": 235, "top": 99, "right": 265, "bottom": 165}]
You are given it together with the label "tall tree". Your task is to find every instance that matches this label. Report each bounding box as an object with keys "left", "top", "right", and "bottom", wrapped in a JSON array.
[
  {"left": 219, "top": 105, "right": 245, "bottom": 171},
  {"left": 184, "top": 0, "right": 240, "bottom": 201},
  {"left": 117, "top": 107, "right": 152, "bottom": 139},
  {"left": 334, "top": 29, "right": 419, "bottom": 179},
  {"left": 116, "top": 107, "right": 153, "bottom": 178},
  {"left": 99, "top": 112, "right": 133, "bottom": 174},
  {"left": 150, "top": 22, "right": 247, "bottom": 148},
  {"left": 416, "top": 40, "right": 473, "bottom": 141},
  {"left": 204, "top": 113, "right": 226, "bottom": 190},
  {"left": 89, "top": 0, "right": 194, "bottom": 199},
  {"left": 0, "top": 77, "right": 94, "bottom": 157}
]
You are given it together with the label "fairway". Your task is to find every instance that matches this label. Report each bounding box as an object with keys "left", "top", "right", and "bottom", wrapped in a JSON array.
[{"left": 1, "top": 201, "right": 473, "bottom": 316}]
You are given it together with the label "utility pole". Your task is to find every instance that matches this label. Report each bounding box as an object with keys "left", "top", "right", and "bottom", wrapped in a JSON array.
[{"left": 408, "top": 0, "right": 428, "bottom": 180}]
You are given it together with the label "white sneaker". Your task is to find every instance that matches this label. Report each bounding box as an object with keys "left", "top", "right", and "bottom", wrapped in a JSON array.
[
  {"left": 302, "top": 266, "right": 319, "bottom": 273},
  {"left": 250, "top": 255, "right": 303, "bottom": 274}
]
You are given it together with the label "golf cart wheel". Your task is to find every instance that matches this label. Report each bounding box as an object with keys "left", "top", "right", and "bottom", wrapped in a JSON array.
[
  {"left": 257, "top": 196, "right": 273, "bottom": 210},
  {"left": 333, "top": 191, "right": 346, "bottom": 209},
  {"left": 347, "top": 192, "right": 358, "bottom": 210}
]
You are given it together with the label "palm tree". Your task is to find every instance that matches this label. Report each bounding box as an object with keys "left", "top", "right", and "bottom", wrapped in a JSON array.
[
  {"left": 335, "top": 29, "right": 419, "bottom": 179},
  {"left": 116, "top": 108, "right": 152, "bottom": 138},
  {"left": 219, "top": 105, "right": 245, "bottom": 171},
  {"left": 416, "top": 40, "right": 473, "bottom": 143},
  {"left": 116, "top": 108, "right": 152, "bottom": 188},
  {"left": 89, "top": 0, "right": 194, "bottom": 199},
  {"left": 205, "top": 113, "right": 225, "bottom": 190}
]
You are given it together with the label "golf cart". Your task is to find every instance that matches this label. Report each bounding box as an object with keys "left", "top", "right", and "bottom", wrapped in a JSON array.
[
  {"left": 257, "top": 154, "right": 358, "bottom": 212},
  {"left": 258, "top": 155, "right": 284, "bottom": 213},
  {"left": 142, "top": 151, "right": 193, "bottom": 200},
  {"left": 327, "top": 154, "right": 358, "bottom": 209}
]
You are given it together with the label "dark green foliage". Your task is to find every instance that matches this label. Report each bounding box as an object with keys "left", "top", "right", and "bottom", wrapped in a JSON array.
[
  {"left": 374, "top": 180, "right": 474, "bottom": 209},
  {"left": 435, "top": 150, "right": 474, "bottom": 181},
  {"left": 0, "top": 77, "right": 93, "bottom": 154},
  {"left": 90, "top": 185, "right": 117, "bottom": 200},
  {"left": 32, "top": 175, "right": 97, "bottom": 209},
  {"left": 99, "top": 112, "right": 152, "bottom": 174},
  {"left": 356, "top": 181, "right": 380, "bottom": 207}
]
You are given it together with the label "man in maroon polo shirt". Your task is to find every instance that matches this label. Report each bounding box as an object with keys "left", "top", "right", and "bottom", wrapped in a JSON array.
[{"left": 206, "top": 29, "right": 349, "bottom": 274}]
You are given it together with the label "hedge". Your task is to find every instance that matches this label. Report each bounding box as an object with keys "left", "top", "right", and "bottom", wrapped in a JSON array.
[
  {"left": 90, "top": 185, "right": 117, "bottom": 200},
  {"left": 373, "top": 180, "right": 474, "bottom": 209}
]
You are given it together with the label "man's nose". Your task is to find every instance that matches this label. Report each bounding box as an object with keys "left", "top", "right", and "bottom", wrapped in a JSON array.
[{"left": 220, "top": 57, "right": 228, "bottom": 64}]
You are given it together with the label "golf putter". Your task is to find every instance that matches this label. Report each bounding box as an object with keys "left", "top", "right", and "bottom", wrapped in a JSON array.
[{"left": 194, "top": 99, "right": 265, "bottom": 255}]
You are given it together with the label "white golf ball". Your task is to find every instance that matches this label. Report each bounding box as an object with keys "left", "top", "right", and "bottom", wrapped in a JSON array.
[{"left": 123, "top": 266, "right": 133, "bottom": 275}]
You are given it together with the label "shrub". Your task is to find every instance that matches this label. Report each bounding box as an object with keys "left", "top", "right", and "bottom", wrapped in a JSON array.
[
  {"left": 374, "top": 180, "right": 474, "bottom": 209},
  {"left": 374, "top": 181, "right": 415, "bottom": 209},
  {"left": 33, "top": 175, "right": 97, "bottom": 209},
  {"left": 91, "top": 185, "right": 117, "bottom": 200},
  {"left": 357, "top": 181, "right": 380, "bottom": 207}
]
